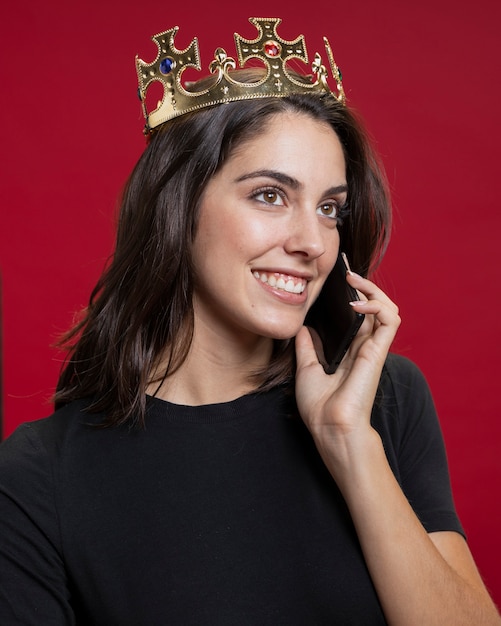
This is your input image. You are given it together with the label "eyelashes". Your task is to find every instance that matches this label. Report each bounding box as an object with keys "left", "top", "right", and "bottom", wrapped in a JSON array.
[
  {"left": 334, "top": 203, "right": 350, "bottom": 226},
  {"left": 250, "top": 187, "right": 286, "bottom": 206}
]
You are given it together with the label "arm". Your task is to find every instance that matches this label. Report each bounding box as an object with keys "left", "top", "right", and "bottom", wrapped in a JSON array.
[
  {"left": 295, "top": 272, "right": 501, "bottom": 625},
  {"left": 0, "top": 424, "right": 74, "bottom": 625}
]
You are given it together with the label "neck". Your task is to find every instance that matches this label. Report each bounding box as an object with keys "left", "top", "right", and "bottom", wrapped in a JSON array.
[{"left": 149, "top": 322, "right": 274, "bottom": 406}]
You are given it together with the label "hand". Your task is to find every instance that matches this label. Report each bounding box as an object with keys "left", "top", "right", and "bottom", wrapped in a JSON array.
[
  {"left": 296, "top": 277, "right": 501, "bottom": 626},
  {"left": 295, "top": 272, "right": 401, "bottom": 449}
]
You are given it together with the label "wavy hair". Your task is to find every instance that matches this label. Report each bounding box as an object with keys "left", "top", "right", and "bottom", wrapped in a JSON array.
[{"left": 55, "top": 82, "right": 391, "bottom": 427}]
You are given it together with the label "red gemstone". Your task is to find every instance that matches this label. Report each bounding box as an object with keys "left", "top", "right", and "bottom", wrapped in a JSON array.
[{"left": 264, "top": 40, "right": 281, "bottom": 57}]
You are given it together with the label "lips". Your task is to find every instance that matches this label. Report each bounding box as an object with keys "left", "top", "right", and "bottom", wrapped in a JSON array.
[{"left": 252, "top": 271, "right": 306, "bottom": 294}]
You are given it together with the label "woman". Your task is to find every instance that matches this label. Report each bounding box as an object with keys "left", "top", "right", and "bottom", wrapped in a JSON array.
[{"left": 0, "top": 18, "right": 499, "bottom": 625}]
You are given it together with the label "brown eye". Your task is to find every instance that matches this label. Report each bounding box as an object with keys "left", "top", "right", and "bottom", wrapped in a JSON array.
[
  {"left": 253, "top": 189, "right": 284, "bottom": 206},
  {"left": 318, "top": 203, "right": 338, "bottom": 218},
  {"left": 263, "top": 191, "right": 279, "bottom": 204}
]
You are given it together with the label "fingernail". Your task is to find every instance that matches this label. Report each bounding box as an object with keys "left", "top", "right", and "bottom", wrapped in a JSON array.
[
  {"left": 341, "top": 253, "right": 361, "bottom": 278},
  {"left": 349, "top": 300, "right": 367, "bottom": 306}
]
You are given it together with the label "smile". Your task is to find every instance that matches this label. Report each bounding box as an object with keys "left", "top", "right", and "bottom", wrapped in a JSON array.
[{"left": 253, "top": 271, "right": 306, "bottom": 294}]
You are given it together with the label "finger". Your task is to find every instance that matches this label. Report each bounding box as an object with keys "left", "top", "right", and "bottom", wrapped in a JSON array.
[
  {"left": 346, "top": 272, "right": 399, "bottom": 314},
  {"left": 295, "top": 326, "right": 326, "bottom": 372},
  {"left": 307, "top": 327, "right": 329, "bottom": 369},
  {"left": 349, "top": 298, "right": 400, "bottom": 326},
  {"left": 349, "top": 298, "right": 401, "bottom": 352}
]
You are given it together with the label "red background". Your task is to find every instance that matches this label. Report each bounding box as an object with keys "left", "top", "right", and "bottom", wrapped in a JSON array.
[{"left": 1, "top": 0, "right": 500, "bottom": 607}]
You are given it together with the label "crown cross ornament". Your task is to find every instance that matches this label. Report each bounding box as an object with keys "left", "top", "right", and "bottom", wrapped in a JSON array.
[{"left": 136, "top": 17, "right": 345, "bottom": 133}]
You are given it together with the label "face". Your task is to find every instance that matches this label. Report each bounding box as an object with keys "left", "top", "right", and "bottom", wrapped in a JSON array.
[{"left": 191, "top": 111, "right": 347, "bottom": 346}]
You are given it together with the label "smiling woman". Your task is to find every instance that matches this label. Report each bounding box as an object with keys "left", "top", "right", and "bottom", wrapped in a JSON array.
[
  {"left": 183, "top": 113, "right": 345, "bottom": 402},
  {"left": 53, "top": 86, "right": 389, "bottom": 426},
  {"left": 0, "top": 17, "right": 500, "bottom": 626}
]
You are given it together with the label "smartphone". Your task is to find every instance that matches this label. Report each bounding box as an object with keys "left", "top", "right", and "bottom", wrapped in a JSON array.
[{"left": 304, "top": 252, "right": 365, "bottom": 374}]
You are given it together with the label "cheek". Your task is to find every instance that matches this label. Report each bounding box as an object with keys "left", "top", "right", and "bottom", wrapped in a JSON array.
[
  {"left": 217, "top": 214, "right": 277, "bottom": 257},
  {"left": 321, "top": 230, "right": 341, "bottom": 275},
  {"left": 193, "top": 214, "right": 254, "bottom": 275}
]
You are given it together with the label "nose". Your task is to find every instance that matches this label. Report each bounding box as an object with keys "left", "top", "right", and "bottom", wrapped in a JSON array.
[{"left": 283, "top": 210, "right": 328, "bottom": 259}]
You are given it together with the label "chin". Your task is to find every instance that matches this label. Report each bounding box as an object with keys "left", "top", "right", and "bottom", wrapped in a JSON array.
[{"left": 259, "top": 322, "right": 304, "bottom": 341}]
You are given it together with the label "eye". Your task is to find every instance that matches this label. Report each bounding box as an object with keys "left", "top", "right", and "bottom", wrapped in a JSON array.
[
  {"left": 317, "top": 202, "right": 339, "bottom": 219},
  {"left": 252, "top": 188, "right": 285, "bottom": 206},
  {"left": 317, "top": 200, "right": 349, "bottom": 225}
]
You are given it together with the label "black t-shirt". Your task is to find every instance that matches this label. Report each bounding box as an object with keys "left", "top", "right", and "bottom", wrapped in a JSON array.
[{"left": 0, "top": 354, "right": 463, "bottom": 625}]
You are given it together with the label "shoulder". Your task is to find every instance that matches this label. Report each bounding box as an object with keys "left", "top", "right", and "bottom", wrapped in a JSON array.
[
  {"left": 0, "top": 403, "right": 93, "bottom": 621},
  {"left": 380, "top": 352, "right": 431, "bottom": 394},
  {"left": 375, "top": 352, "right": 436, "bottom": 421},
  {"left": 0, "top": 398, "right": 101, "bottom": 539},
  {"left": 0, "top": 398, "right": 95, "bottom": 477},
  {"left": 372, "top": 354, "right": 443, "bottom": 475},
  {"left": 374, "top": 352, "right": 437, "bottom": 425}
]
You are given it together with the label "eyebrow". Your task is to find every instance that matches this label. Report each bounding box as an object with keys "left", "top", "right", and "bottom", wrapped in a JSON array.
[{"left": 234, "top": 169, "right": 348, "bottom": 196}]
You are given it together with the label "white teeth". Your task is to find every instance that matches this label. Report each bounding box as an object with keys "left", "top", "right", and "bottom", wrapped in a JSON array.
[{"left": 253, "top": 271, "right": 306, "bottom": 294}]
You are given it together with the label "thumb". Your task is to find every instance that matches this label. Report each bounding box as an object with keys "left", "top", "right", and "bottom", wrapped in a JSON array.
[{"left": 295, "top": 326, "right": 325, "bottom": 372}]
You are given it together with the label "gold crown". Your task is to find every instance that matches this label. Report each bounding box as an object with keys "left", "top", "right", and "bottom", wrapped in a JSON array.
[{"left": 136, "top": 17, "right": 345, "bottom": 132}]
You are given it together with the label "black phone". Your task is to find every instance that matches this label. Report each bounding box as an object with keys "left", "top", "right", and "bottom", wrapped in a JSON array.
[{"left": 304, "top": 252, "right": 365, "bottom": 374}]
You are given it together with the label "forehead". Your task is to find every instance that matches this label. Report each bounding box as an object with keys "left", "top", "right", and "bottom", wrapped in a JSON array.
[
  {"left": 234, "top": 110, "right": 338, "bottom": 147},
  {"left": 220, "top": 112, "right": 346, "bottom": 183}
]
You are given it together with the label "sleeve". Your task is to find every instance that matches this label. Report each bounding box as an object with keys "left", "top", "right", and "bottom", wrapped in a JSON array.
[
  {"left": 377, "top": 354, "right": 465, "bottom": 537},
  {"left": 0, "top": 423, "right": 75, "bottom": 625}
]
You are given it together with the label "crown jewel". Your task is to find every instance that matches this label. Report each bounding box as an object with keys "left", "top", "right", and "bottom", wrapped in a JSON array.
[{"left": 136, "top": 17, "right": 345, "bottom": 133}]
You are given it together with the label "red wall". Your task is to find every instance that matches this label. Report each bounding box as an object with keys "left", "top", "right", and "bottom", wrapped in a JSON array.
[{"left": 1, "top": 0, "right": 500, "bottom": 607}]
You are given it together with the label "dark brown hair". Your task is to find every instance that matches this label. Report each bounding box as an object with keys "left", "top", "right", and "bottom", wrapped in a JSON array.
[{"left": 55, "top": 87, "right": 391, "bottom": 427}]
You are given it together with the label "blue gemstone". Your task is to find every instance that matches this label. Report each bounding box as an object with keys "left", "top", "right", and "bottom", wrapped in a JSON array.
[{"left": 160, "top": 57, "right": 174, "bottom": 75}]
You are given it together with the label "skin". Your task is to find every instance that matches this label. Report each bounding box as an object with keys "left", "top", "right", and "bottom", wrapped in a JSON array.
[
  {"left": 158, "top": 111, "right": 501, "bottom": 623},
  {"left": 296, "top": 277, "right": 501, "bottom": 624},
  {"left": 165, "top": 112, "right": 347, "bottom": 404}
]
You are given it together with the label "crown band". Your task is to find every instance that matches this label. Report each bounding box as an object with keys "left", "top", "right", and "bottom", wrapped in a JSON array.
[{"left": 136, "top": 17, "right": 345, "bottom": 133}]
